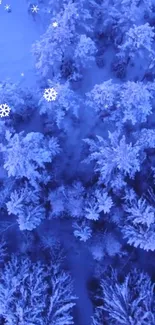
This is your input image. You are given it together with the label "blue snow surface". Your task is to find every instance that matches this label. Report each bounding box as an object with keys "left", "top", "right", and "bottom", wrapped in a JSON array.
[
  {"left": 1, "top": 0, "right": 155, "bottom": 324},
  {"left": 0, "top": 0, "right": 43, "bottom": 85}
]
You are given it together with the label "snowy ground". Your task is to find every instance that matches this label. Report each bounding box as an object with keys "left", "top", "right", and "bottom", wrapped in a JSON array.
[{"left": 0, "top": 0, "right": 49, "bottom": 86}]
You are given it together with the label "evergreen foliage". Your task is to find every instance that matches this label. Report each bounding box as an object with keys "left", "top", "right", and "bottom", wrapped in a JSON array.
[
  {"left": 84, "top": 132, "right": 140, "bottom": 186},
  {"left": 93, "top": 269, "right": 155, "bottom": 325},
  {"left": 0, "top": 255, "right": 76, "bottom": 324},
  {"left": 0, "top": 131, "right": 60, "bottom": 183}
]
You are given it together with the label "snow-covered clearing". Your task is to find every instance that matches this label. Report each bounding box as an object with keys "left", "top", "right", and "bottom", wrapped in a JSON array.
[{"left": 0, "top": 0, "right": 48, "bottom": 86}]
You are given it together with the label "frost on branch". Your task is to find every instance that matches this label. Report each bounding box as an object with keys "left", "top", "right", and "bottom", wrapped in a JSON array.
[
  {"left": 91, "top": 309, "right": 104, "bottom": 325},
  {"left": 0, "top": 239, "right": 7, "bottom": 264},
  {"left": 0, "top": 255, "right": 76, "bottom": 324},
  {"left": 95, "top": 268, "right": 155, "bottom": 325},
  {"left": 0, "top": 255, "right": 46, "bottom": 324},
  {"left": 0, "top": 131, "right": 60, "bottom": 183}
]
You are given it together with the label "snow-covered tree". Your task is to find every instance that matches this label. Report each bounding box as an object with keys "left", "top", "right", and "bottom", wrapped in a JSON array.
[
  {"left": 89, "top": 231, "right": 122, "bottom": 261},
  {"left": 6, "top": 183, "right": 46, "bottom": 230},
  {"left": 84, "top": 132, "right": 140, "bottom": 187},
  {"left": 119, "top": 81, "right": 153, "bottom": 124},
  {"left": 89, "top": 0, "right": 147, "bottom": 45},
  {"left": 118, "top": 23, "right": 155, "bottom": 60},
  {"left": 0, "top": 255, "right": 76, "bottom": 324},
  {"left": 94, "top": 268, "right": 155, "bottom": 325},
  {"left": 85, "top": 80, "right": 155, "bottom": 125},
  {"left": 73, "top": 221, "right": 92, "bottom": 242},
  {"left": 85, "top": 188, "right": 113, "bottom": 221},
  {"left": 73, "top": 34, "right": 97, "bottom": 69},
  {"left": 39, "top": 80, "right": 81, "bottom": 128},
  {"left": 103, "top": 232, "right": 122, "bottom": 257},
  {"left": 85, "top": 79, "right": 120, "bottom": 115},
  {"left": 0, "top": 81, "right": 38, "bottom": 120},
  {"left": 0, "top": 131, "right": 60, "bottom": 184},
  {"left": 49, "top": 181, "right": 113, "bottom": 223},
  {"left": 122, "top": 195, "right": 155, "bottom": 251},
  {"left": 73, "top": 0, "right": 94, "bottom": 33},
  {"left": 32, "top": 1, "right": 80, "bottom": 77},
  {"left": 49, "top": 182, "right": 85, "bottom": 219},
  {"left": 134, "top": 128, "right": 155, "bottom": 150},
  {"left": 32, "top": 0, "right": 94, "bottom": 77}
]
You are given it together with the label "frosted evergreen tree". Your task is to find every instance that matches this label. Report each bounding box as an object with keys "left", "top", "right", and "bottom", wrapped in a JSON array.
[
  {"left": 85, "top": 80, "right": 120, "bottom": 115},
  {"left": 0, "top": 255, "right": 76, "bottom": 324},
  {"left": 32, "top": 0, "right": 88, "bottom": 77},
  {"left": 134, "top": 128, "right": 155, "bottom": 150},
  {"left": 48, "top": 182, "right": 85, "bottom": 219},
  {"left": 0, "top": 81, "right": 38, "bottom": 119},
  {"left": 118, "top": 23, "right": 155, "bottom": 60},
  {"left": 0, "top": 131, "right": 60, "bottom": 184},
  {"left": 93, "top": 268, "right": 155, "bottom": 325},
  {"left": 6, "top": 183, "right": 46, "bottom": 230},
  {"left": 73, "top": 221, "right": 92, "bottom": 242},
  {"left": 89, "top": 0, "right": 151, "bottom": 46},
  {"left": 84, "top": 188, "right": 113, "bottom": 221},
  {"left": 49, "top": 181, "right": 113, "bottom": 222},
  {"left": 84, "top": 131, "right": 140, "bottom": 187},
  {"left": 122, "top": 195, "right": 155, "bottom": 251},
  {"left": 119, "top": 81, "right": 153, "bottom": 124},
  {"left": 73, "top": 34, "right": 97, "bottom": 70},
  {"left": 40, "top": 80, "right": 81, "bottom": 128},
  {"left": 32, "top": 3, "right": 78, "bottom": 76}
]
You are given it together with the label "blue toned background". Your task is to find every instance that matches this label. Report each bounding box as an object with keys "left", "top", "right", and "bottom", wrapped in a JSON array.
[{"left": 0, "top": 1, "right": 155, "bottom": 324}]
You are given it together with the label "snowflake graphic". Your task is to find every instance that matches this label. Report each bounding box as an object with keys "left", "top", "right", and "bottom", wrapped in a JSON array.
[
  {"left": 0, "top": 104, "right": 11, "bottom": 117},
  {"left": 52, "top": 21, "right": 58, "bottom": 27},
  {"left": 31, "top": 5, "right": 39, "bottom": 13},
  {"left": 43, "top": 88, "right": 58, "bottom": 102},
  {"left": 4, "top": 4, "right": 11, "bottom": 11}
]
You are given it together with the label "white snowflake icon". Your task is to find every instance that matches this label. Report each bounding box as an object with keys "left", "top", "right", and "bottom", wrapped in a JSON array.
[
  {"left": 43, "top": 88, "right": 58, "bottom": 102},
  {"left": 0, "top": 104, "right": 11, "bottom": 117},
  {"left": 31, "top": 5, "right": 39, "bottom": 13},
  {"left": 4, "top": 4, "right": 11, "bottom": 11},
  {"left": 52, "top": 21, "right": 58, "bottom": 28}
]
